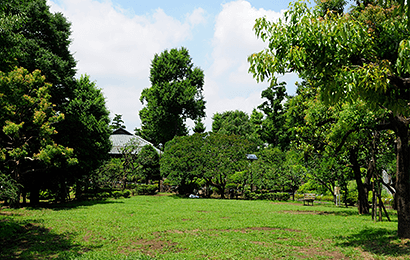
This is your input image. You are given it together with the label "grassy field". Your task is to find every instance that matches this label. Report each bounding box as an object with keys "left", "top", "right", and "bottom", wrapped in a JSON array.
[{"left": 1, "top": 194, "right": 409, "bottom": 259}]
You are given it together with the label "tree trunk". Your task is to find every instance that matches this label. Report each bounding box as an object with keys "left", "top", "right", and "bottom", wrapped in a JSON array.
[
  {"left": 350, "top": 148, "right": 369, "bottom": 214},
  {"left": 392, "top": 116, "right": 410, "bottom": 238},
  {"left": 30, "top": 187, "right": 40, "bottom": 205},
  {"left": 75, "top": 180, "right": 83, "bottom": 200}
]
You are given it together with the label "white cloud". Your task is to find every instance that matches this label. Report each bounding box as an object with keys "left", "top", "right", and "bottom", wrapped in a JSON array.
[
  {"left": 46, "top": 0, "right": 292, "bottom": 133},
  {"left": 203, "top": 0, "right": 287, "bottom": 128},
  {"left": 210, "top": 0, "right": 284, "bottom": 78},
  {"left": 187, "top": 8, "right": 207, "bottom": 26},
  {"left": 48, "top": 0, "right": 205, "bottom": 79},
  {"left": 47, "top": 0, "right": 208, "bottom": 131}
]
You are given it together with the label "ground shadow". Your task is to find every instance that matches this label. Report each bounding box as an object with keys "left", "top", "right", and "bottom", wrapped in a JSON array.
[
  {"left": 21, "top": 199, "right": 124, "bottom": 211},
  {"left": 334, "top": 228, "right": 410, "bottom": 258},
  {"left": 0, "top": 218, "right": 98, "bottom": 259}
]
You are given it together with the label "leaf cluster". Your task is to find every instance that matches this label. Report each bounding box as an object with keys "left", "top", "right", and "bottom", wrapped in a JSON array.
[{"left": 139, "top": 47, "right": 206, "bottom": 146}]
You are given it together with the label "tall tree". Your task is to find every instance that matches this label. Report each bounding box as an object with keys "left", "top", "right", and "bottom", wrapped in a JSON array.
[
  {"left": 202, "top": 133, "right": 255, "bottom": 199},
  {"left": 257, "top": 80, "right": 289, "bottom": 148},
  {"left": 0, "top": 67, "right": 76, "bottom": 205},
  {"left": 139, "top": 47, "right": 206, "bottom": 146},
  {"left": 212, "top": 110, "right": 262, "bottom": 145},
  {"left": 109, "top": 114, "right": 126, "bottom": 131},
  {"left": 161, "top": 133, "right": 206, "bottom": 195},
  {"left": 1, "top": 1, "right": 112, "bottom": 202},
  {"left": 0, "top": 0, "right": 77, "bottom": 106},
  {"left": 212, "top": 110, "right": 252, "bottom": 136},
  {"left": 161, "top": 133, "right": 256, "bottom": 197},
  {"left": 248, "top": 0, "right": 410, "bottom": 237},
  {"left": 136, "top": 145, "right": 160, "bottom": 184},
  {"left": 58, "top": 75, "right": 112, "bottom": 199}
]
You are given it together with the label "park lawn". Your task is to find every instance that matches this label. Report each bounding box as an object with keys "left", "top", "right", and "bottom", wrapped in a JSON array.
[{"left": 0, "top": 195, "right": 408, "bottom": 259}]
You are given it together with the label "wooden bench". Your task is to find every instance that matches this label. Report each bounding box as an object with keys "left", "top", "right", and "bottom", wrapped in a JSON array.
[{"left": 302, "top": 193, "right": 315, "bottom": 206}]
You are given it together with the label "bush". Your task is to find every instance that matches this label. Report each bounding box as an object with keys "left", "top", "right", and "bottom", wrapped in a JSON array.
[
  {"left": 368, "top": 190, "right": 394, "bottom": 207},
  {"left": 134, "top": 184, "right": 157, "bottom": 195},
  {"left": 123, "top": 189, "right": 131, "bottom": 198},
  {"left": 113, "top": 191, "right": 123, "bottom": 199},
  {"left": 39, "top": 189, "right": 54, "bottom": 201},
  {"left": 273, "top": 192, "right": 290, "bottom": 201},
  {"left": 294, "top": 193, "right": 304, "bottom": 200},
  {"left": 244, "top": 191, "right": 289, "bottom": 201},
  {"left": 344, "top": 190, "right": 358, "bottom": 206},
  {"left": 126, "top": 183, "right": 136, "bottom": 189},
  {"left": 99, "top": 192, "right": 111, "bottom": 199},
  {"left": 315, "top": 194, "right": 333, "bottom": 202},
  {"left": 0, "top": 173, "right": 21, "bottom": 203}
]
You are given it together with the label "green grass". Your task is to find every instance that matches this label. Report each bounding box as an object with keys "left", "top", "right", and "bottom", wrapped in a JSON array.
[{"left": 1, "top": 195, "right": 409, "bottom": 259}]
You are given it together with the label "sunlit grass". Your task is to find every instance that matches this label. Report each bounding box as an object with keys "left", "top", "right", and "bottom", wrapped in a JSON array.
[{"left": 1, "top": 195, "right": 408, "bottom": 259}]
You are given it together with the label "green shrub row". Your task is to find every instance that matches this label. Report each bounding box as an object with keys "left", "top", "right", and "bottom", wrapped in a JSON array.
[
  {"left": 314, "top": 194, "right": 334, "bottom": 202},
  {"left": 113, "top": 190, "right": 131, "bottom": 199},
  {"left": 245, "top": 191, "right": 290, "bottom": 201},
  {"left": 132, "top": 184, "right": 158, "bottom": 195}
]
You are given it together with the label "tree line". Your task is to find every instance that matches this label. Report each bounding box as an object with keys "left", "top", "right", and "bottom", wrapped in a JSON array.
[
  {"left": 0, "top": 0, "right": 111, "bottom": 205},
  {"left": 1, "top": 0, "right": 410, "bottom": 240}
]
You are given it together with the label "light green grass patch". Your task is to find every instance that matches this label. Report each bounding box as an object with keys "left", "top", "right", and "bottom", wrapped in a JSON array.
[{"left": 1, "top": 195, "right": 408, "bottom": 259}]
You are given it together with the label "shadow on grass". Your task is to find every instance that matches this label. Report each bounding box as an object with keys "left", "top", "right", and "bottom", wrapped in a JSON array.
[
  {"left": 335, "top": 228, "right": 410, "bottom": 258},
  {"left": 0, "top": 218, "right": 98, "bottom": 259},
  {"left": 22, "top": 199, "right": 124, "bottom": 211}
]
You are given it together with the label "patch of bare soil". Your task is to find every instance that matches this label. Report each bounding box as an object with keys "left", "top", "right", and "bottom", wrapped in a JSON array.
[
  {"left": 281, "top": 210, "right": 336, "bottom": 215},
  {"left": 153, "top": 193, "right": 173, "bottom": 197},
  {"left": 0, "top": 210, "right": 21, "bottom": 217},
  {"left": 209, "top": 227, "right": 302, "bottom": 234},
  {"left": 295, "top": 246, "right": 348, "bottom": 259},
  {"left": 122, "top": 238, "right": 182, "bottom": 256},
  {"left": 271, "top": 202, "right": 302, "bottom": 206},
  {"left": 196, "top": 210, "right": 210, "bottom": 213}
]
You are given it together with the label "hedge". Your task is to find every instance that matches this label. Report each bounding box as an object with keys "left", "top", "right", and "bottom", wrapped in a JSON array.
[
  {"left": 133, "top": 184, "right": 158, "bottom": 195},
  {"left": 245, "top": 191, "right": 290, "bottom": 201}
]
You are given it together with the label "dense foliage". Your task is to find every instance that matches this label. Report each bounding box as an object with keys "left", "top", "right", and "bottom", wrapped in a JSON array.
[
  {"left": 0, "top": 0, "right": 111, "bottom": 204},
  {"left": 139, "top": 47, "right": 206, "bottom": 146},
  {"left": 161, "top": 132, "right": 266, "bottom": 198},
  {"left": 249, "top": 0, "right": 410, "bottom": 237},
  {"left": 0, "top": 67, "right": 76, "bottom": 204}
]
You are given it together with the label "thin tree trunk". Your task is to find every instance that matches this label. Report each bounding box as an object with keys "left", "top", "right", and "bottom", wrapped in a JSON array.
[
  {"left": 376, "top": 190, "right": 391, "bottom": 222},
  {"left": 394, "top": 118, "right": 410, "bottom": 238},
  {"left": 350, "top": 148, "right": 369, "bottom": 214}
]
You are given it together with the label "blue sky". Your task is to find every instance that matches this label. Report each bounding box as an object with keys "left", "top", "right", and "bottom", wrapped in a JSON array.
[{"left": 48, "top": 0, "right": 299, "bottom": 132}]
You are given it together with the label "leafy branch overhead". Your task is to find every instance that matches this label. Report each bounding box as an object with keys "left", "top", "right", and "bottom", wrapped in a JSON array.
[{"left": 248, "top": 0, "right": 410, "bottom": 238}]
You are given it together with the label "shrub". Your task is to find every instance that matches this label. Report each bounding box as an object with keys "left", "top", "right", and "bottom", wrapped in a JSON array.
[
  {"left": 99, "top": 192, "right": 111, "bottom": 199},
  {"left": 273, "top": 192, "right": 290, "bottom": 201},
  {"left": 134, "top": 184, "right": 157, "bottom": 195},
  {"left": 126, "top": 183, "right": 136, "bottom": 189},
  {"left": 344, "top": 190, "right": 358, "bottom": 206},
  {"left": 113, "top": 191, "right": 123, "bottom": 199},
  {"left": 39, "top": 189, "right": 54, "bottom": 201},
  {"left": 315, "top": 194, "right": 333, "bottom": 202},
  {"left": 294, "top": 193, "right": 304, "bottom": 200},
  {"left": 123, "top": 189, "right": 131, "bottom": 198},
  {"left": 245, "top": 191, "right": 289, "bottom": 201}
]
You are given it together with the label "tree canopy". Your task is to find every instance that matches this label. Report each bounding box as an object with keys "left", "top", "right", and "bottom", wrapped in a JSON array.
[
  {"left": 161, "top": 133, "right": 256, "bottom": 197},
  {"left": 139, "top": 47, "right": 206, "bottom": 146},
  {"left": 0, "top": 0, "right": 111, "bottom": 204},
  {"left": 0, "top": 67, "right": 76, "bottom": 204},
  {"left": 249, "top": 0, "right": 410, "bottom": 238}
]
